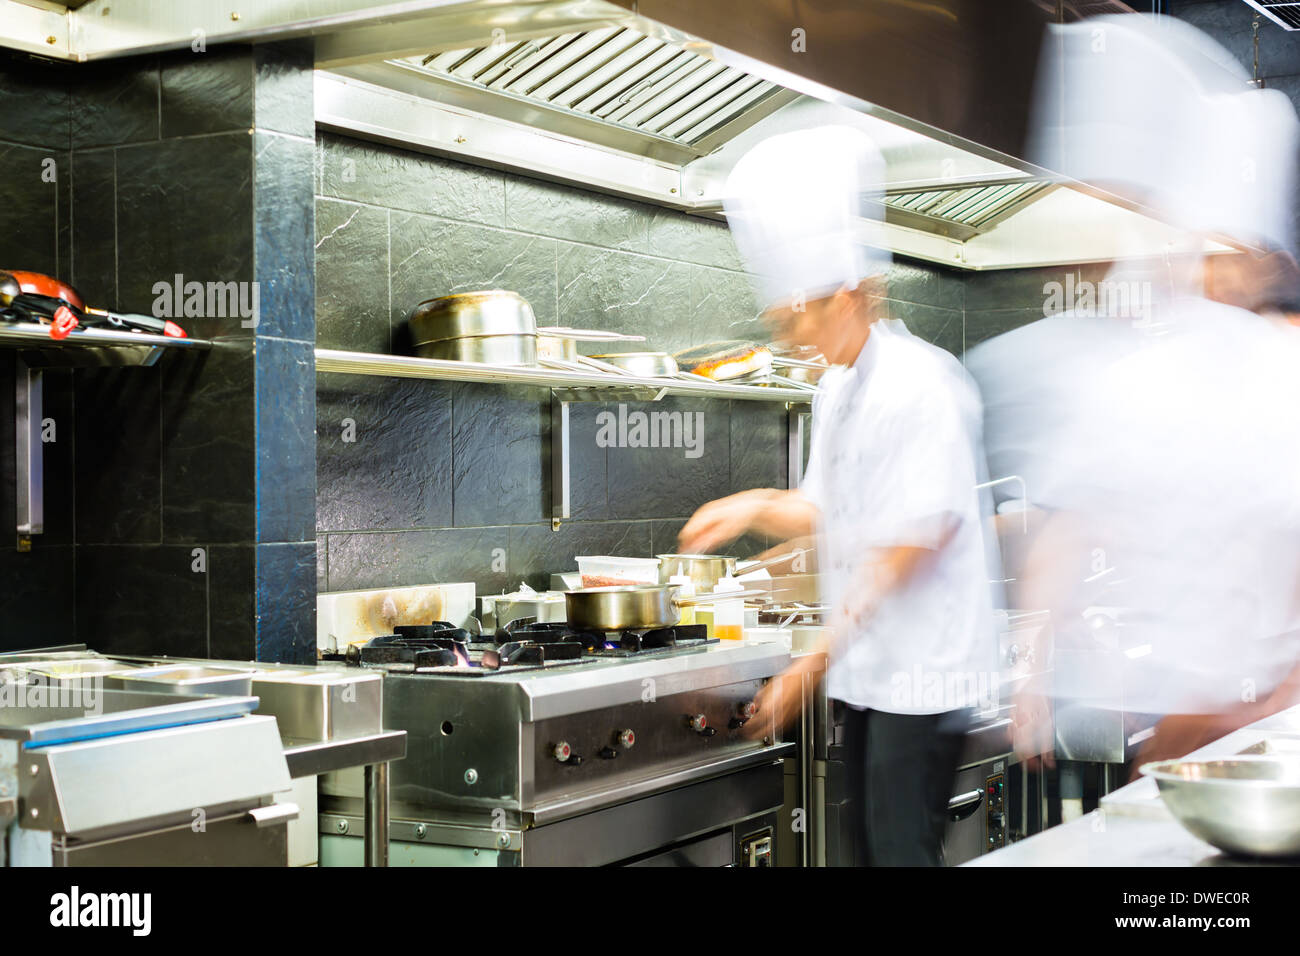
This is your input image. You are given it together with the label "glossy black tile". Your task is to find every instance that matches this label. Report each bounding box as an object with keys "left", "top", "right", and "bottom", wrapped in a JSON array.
[
  {"left": 0, "top": 544, "right": 75, "bottom": 651},
  {"left": 70, "top": 149, "right": 116, "bottom": 305},
  {"left": 256, "top": 337, "right": 316, "bottom": 543},
  {"left": 604, "top": 397, "right": 730, "bottom": 520},
  {"left": 253, "top": 42, "right": 314, "bottom": 139},
  {"left": 0, "top": 51, "right": 72, "bottom": 150},
  {"left": 504, "top": 174, "right": 650, "bottom": 252},
  {"left": 255, "top": 541, "right": 317, "bottom": 663},
  {"left": 206, "top": 542, "right": 255, "bottom": 660},
  {"left": 160, "top": 344, "right": 255, "bottom": 544},
  {"left": 326, "top": 526, "right": 513, "bottom": 593},
  {"left": 70, "top": 59, "right": 160, "bottom": 149},
  {"left": 888, "top": 300, "right": 963, "bottom": 355},
  {"left": 0, "top": 143, "right": 64, "bottom": 276},
  {"left": 73, "top": 365, "right": 161, "bottom": 544},
  {"left": 75, "top": 544, "right": 208, "bottom": 657},
  {"left": 114, "top": 132, "right": 254, "bottom": 327},
  {"left": 508, "top": 520, "right": 653, "bottom": 592},
  {"left": 254, "top": 131, "right": 315, "bottom": 342},
  {"left": 729, "top": 400, "right": 788, "bottom": 494},
  {"left": 556, "top": 243, "right": 694, "bottom": 350}
]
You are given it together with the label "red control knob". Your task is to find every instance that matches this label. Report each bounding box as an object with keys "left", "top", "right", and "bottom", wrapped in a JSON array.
[
  {"left": 687, "top": 714, "right": 708, "bottom": 733},
  {"left": 616, "top": 729, "right": 636, "bottom": 749},
  {"left": 552, "top": 741, "right": 572, "bottom": 762}
]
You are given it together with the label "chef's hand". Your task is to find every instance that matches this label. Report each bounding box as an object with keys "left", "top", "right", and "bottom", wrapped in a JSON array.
[
  {"left": 743, "top": 653, "right": 823, "bottom": 740},
  {"left": 678, "top": 490, "right": 778, "bottom": 554}
]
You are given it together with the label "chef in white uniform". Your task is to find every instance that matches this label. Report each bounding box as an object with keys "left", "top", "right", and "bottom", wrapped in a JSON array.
[{"left": 678, "top": 124, "right": 999, "bottom": 866}]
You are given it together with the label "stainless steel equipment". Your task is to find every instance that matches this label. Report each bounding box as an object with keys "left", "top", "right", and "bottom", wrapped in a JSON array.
[
  {"left": 319, "top": 621, "right": 793, "bottom": 866},
  {"left": 0, "top": 649, "right": 405, "bottom": 867},
  {"left": 657, "top": 548, "right": 810, "bottom": 590},
  {"left": 408, "top": 290, "right": 538, "bottom": 365},
  {"left": 1141, "top": 756, "right": 1300, "bottom": 858},
  {"left": 564, "top": 583, "right": 765, "bottom": 630},
  {"left": 586, "top": 351, "right": 679, "bottom": 377}
]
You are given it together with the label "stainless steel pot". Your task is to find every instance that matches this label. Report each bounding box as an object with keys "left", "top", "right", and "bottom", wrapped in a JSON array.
[
  {"left": 657, "top": 548, "right": 812, "bottom": 590},
  {"left": 564, "top": 584, "right": 766, "bottom": 630},
  {"left": 408, "top": 290, "right": 537, "bottom": 366}
]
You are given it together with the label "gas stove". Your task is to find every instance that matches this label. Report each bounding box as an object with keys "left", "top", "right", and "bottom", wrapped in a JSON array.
[{"left": 345, "top": 619, "right": 717, "bottom": 677}]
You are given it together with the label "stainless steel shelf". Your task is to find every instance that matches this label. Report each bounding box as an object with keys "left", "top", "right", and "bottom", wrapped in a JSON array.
[
  {"left": 314, "top": 348, "right": 814, "bottom": 404},
  {"left": 0, "top": 321, "right": 213, "bottom": 367}
]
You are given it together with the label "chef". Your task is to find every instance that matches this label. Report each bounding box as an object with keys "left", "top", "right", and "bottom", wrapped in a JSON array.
[{"left": 678, "top": 123, "right": 999, "bottom": 866}]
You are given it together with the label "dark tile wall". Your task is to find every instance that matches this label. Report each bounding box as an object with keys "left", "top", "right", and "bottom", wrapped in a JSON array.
[
  {"left": 314, "top": 134, "right": 969, "bottom": 597},
  {"left": 0, "top": 45, "right": 317, "bottom": 661}
]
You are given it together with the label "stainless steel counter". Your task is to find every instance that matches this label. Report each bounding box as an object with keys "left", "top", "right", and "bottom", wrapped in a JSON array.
[{"left": 967, "top": 704, "right": 1300, "bottom": 867}]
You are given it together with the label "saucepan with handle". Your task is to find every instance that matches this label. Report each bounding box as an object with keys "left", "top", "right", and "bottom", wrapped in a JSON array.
[{"left": 564, "top": 583, "right": 768, "bottom": 630}]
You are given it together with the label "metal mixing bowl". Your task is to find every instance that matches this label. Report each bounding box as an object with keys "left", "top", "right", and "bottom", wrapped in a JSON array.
[{"left": 1141, "top": 756, "right": 1300, "bottom": 858}]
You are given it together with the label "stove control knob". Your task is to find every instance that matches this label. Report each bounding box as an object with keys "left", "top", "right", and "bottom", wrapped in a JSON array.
[
  {"left": 687, "top": 714, "right": 708, "bottom": 733},
  {"left": 737, "top": 700, "right": 758, "bottom": 720},
  {"left": 616, "top": 728, "right": 636, "bottom": 749},
  {"left": 552, "top": 741, "right": 572, "bottom": 763}
]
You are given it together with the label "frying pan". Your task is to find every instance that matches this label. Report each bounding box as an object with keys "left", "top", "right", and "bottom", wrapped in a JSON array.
[{"left": 564, "top": 583, "right": 767, "bottom": 631}]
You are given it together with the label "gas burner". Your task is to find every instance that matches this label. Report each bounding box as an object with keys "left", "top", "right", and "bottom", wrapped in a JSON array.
[{"left": 349, "top": 620, "right": 717, "bottom": 676}]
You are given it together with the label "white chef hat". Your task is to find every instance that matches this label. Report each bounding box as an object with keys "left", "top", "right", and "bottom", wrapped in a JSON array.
[
  {"left": 723, "top": 124, "right": 891, "bottom": 311},
  {"left": 1030, "top": 13, "right": 1296, "bottom": 251}
]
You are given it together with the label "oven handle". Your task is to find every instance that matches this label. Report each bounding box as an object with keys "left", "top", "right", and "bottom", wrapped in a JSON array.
[{"left": 947, "top": 789, "right": 984, "bottom": 822}]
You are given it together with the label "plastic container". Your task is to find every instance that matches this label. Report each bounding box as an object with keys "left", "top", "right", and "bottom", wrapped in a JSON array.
[
  {"left": 710, "top": 575, "right": 746, "bottom": 641},
  {"left": 576, "top": 555, "right": 662, "bottom": 588},
  {"left": 669, "top": 574, "right": 696, "bottom": 626}
]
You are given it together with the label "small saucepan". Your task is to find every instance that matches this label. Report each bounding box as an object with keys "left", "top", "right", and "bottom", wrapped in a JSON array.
[
  {"left": 564, "top": 583, "right": 767, "bottom": 631},
  {"left": 657, "top": 548, "right": 812, "bottom": 591}
]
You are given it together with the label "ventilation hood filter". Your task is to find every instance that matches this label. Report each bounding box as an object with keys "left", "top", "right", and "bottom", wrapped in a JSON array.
[{"left": 401, "top": 26, "right": 787, "bottom": 150}]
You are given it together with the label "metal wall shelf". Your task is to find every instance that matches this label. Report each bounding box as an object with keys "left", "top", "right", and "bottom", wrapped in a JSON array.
[{"left": 314, "top": 348, "right": 814, "bottom": 404}]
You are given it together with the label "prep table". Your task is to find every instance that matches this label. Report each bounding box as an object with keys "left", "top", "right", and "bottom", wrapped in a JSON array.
[{"left": 967, "top": 704, "right": 1300, "bottom": 866}]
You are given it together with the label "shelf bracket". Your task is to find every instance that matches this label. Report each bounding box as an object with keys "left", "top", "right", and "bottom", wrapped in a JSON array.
[
  {"left": 15, "top": 355, "right": 43, "bottom": 543},
  {"left": 551, "top": 391, "right": 570, "bottom": 526},
  {"left": 786, "top": 402, "right": 812, "bottom": 490}
]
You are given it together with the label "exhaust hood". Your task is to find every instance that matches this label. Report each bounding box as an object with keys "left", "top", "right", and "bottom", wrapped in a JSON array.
[{"left": 2, "top": 0, "right": 1224, "bottom": 269}]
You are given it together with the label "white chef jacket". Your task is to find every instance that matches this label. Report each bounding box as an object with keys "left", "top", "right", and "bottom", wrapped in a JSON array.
[{"left": 800, "top": 319, "right": 999, "bottom": 714}]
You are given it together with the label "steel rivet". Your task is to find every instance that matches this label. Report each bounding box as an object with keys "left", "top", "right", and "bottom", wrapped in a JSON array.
[
  {"left": 464, "top": 768, "right": 478, "bottom": 785},
  {"left": 29, "top": 808, "right": 37, "bottom": 819},
  {"left": 414, "top": 824, "right": 427, "bottom": 839},
  {"left": 336, "top": 819, "right": 349, "bottom": 834},
  {"left": 45, "top": 36, "right": 56, "bottom": 45},
  {"left": 231, "top": 12, "right": 240, "bottom": 21},
  {"left": 496, "top": 831, "right": 510, "bottom": 848},
  {"left": 28, "top": 764, "right": 38, "bottom": 776}
]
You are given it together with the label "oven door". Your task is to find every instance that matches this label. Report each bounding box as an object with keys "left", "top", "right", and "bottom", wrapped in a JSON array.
[{"left": 519, "top": 759, "right": 785, "bottom": 866}]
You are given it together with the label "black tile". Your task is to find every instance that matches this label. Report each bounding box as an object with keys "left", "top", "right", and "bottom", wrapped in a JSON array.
[
  {"left": 729, "top": 400, "right": 788, "bottom": 494},
  {"left": 254, "top": 131, "right": 314, "bottom": 342},
  {"left": 508, "top": 521, "right": 653, "bottom": 592},
  {"left": 556, "top": 243, "right": 694, "bottom": 351},
  {"left": 75, "top": 545, "right": 208, "bottom": 657},
  {"left": 604, "top": 397, "right": 730, "bottom": 520},
  {"left": 389, "top": 212, "right": 558, "bottom": 329},
  {"left": 646, "top": 209, "right": 743, "bottom": 270},
  {"left": 315, "top": 198, "right": 390, "bottom": 352},
  {"left": 688, "top": 265, "right": 765, "bottom": 347},
  {"left": 886, "top": 258, "right": 965, "bottom": 311},
  {"left": 650, "top": 519, "right": 767, "bottom": 561},
  {"left": 256, "top": 337, "right": 316, "bottom": 543},
  {"left": 0, "top": 52, "right": 72, "bottom": 151},
  {"left": 504, "top": 174, "right": 650, "bottom": 251},
  {"left": 316, "top": 533, "right": 328, "bottom": 593},
  {"left": 255, "top": 541, "right": 317, "bottom": 664},
  {"left": 452, "top": 382, "right": 547, "bottom": 527},
  {"left": 0, "top": 544, "right": 75, "bottom": 651},
  {"left": 160, "top": 48, "right": 254, "bottom": 138},
  {"left": 326, "top": 526, "right": 513, "bottom": 593},
  {"left": 963, "top": 263, "right": 1110, "bottom": 312},
  {"left": 888, "top": 301, "right": 963, "bottom": 356},
  {"left": 0, "top": 143, "right": 65, "bottom": 276},
  {"left": 74, "top": 365, "right": 161, "bottom": 543},
  {"left": 160, "top": 344, "right": 255, "bottom": 543},
  {"left": 207, "top": 543, "right": 255, "bottom": 660},
  {"left": 253, "top": 42, "right": 315, "bottom": 139},
  {"left": 562, "top": 402, "right": 608, "bottom": 521},
  {"left": 114, "top": 132, "right": 254, "bottom": 327},
  {"left": 70, "top": 58, "right": 160, "bottom": 149},
  {"left": 319, "top": 132, "right": 505, "bottom": 225},
  {"left": 70, "top": 149, "right": 116, "bottom": 306},
  {"left": 316, "top": 373, "right": 453, "bottom": 532}
]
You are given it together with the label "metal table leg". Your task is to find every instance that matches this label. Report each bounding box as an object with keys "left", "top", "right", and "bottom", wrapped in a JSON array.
[{"left": 363, "top": 762, "right": 389, "bottom": 867}]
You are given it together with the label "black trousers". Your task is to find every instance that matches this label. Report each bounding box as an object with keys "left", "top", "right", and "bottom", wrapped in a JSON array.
[{"left": 840, "top": 705, "right": 971, "bottom": 866}]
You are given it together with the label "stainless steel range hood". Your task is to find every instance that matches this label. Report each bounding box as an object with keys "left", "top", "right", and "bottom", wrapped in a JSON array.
[{"left": 1, "top": 0, "right": 1224, "bottom": 269}]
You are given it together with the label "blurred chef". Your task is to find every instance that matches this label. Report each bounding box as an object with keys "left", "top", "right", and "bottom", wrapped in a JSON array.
[
  {"left": 967, "top": 14, "right": 1300, "bottom": 779},
  {"left": 678, "top": 124, "right": 999, "bottom": 866}
]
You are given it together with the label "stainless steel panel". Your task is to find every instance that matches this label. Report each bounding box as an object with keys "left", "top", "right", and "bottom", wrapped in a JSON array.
[
  {"left": 251, "top": 670, "right": 384, "bottom": 742},
  {"left": 0, "top": 688, "right": 258, "bottom": 745},
  {"left": 625, "top": 829, "right": 733, "bottom": 866},
  {"left": 51, "top": 808, "right": 290, "bottom": 867},
  {"left": 14, "top": 358, "right": 42, "bottom": 536},
  {"left": 106, "top": 665, "right": 256, "bottom": 698},
  {"left": 20, "top": 715, "right": 291, "bottom": 837}
]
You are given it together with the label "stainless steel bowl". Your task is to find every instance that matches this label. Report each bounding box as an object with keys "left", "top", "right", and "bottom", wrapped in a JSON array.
[
  {"left": 1141, "top": 756, "right": 1300, "bottom": 858},
  {"left": 409, "top": 290, "right": 538, "bottom": 366},
  {"left": 415, "top": 334, "right": 537, "bottom": 365},
  {"left": 587, "top": 351, "right": 679, "bottom": 377}
]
